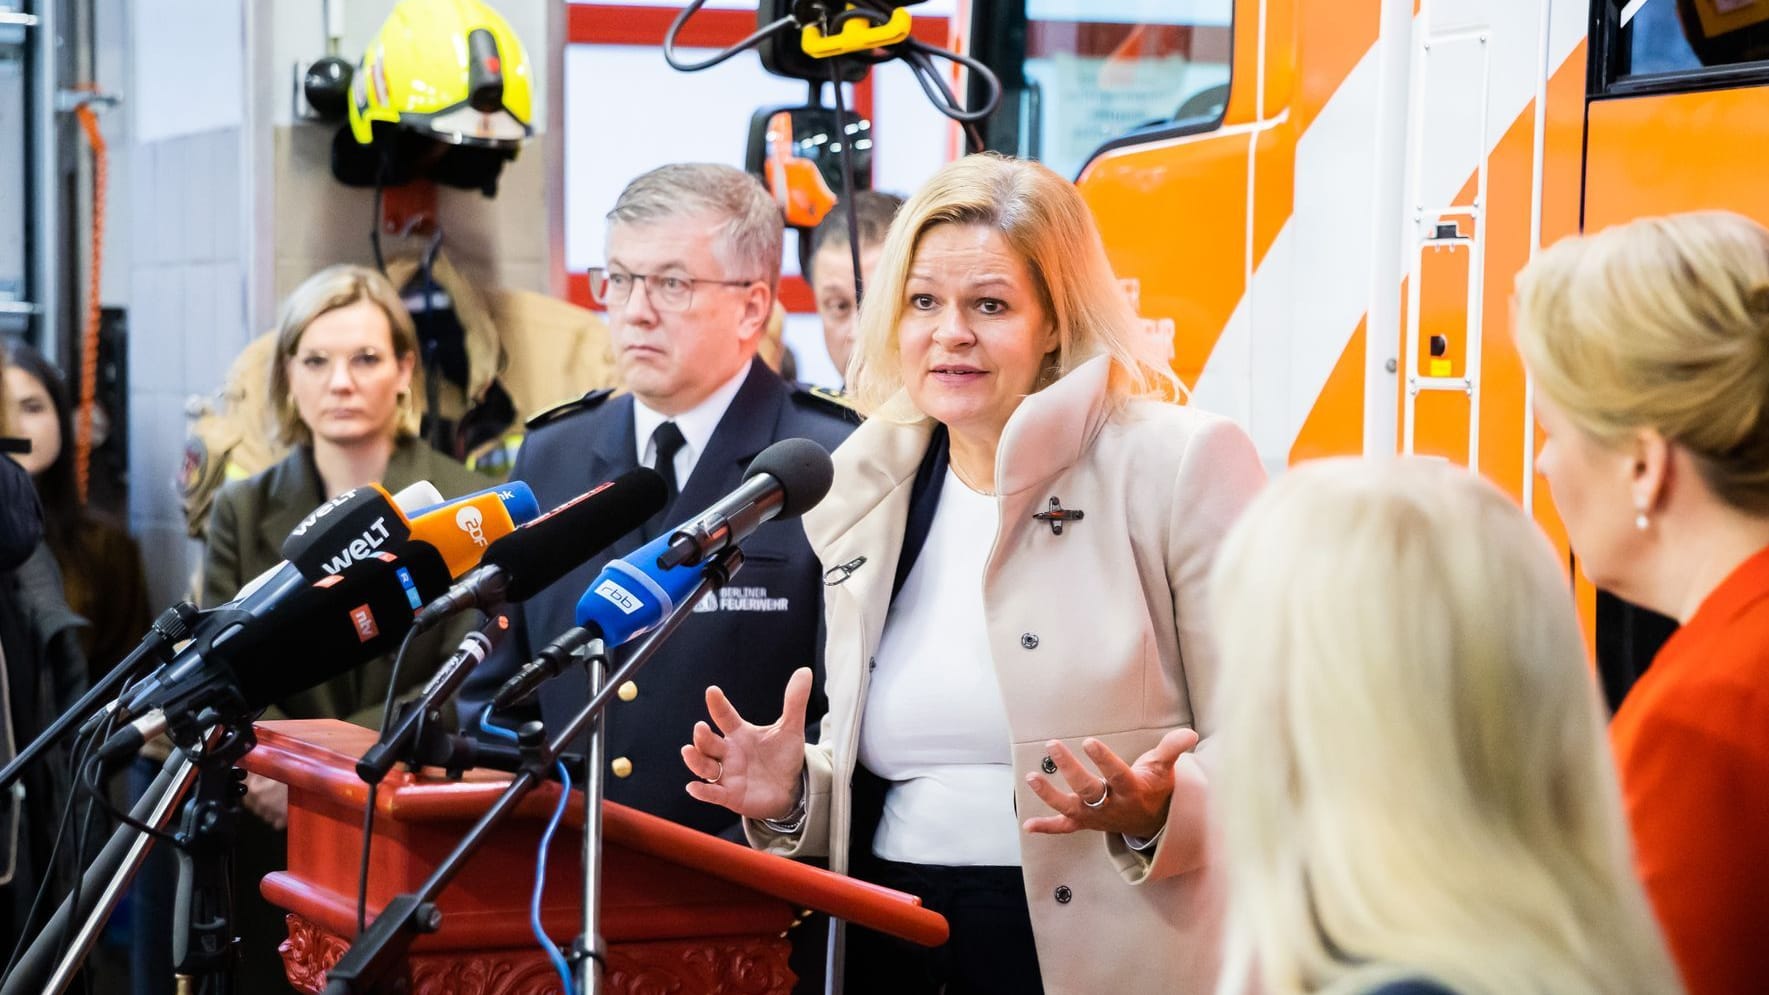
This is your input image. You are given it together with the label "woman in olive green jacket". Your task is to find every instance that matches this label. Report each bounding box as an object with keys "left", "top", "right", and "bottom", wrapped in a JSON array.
[{"left": 196, "top": 264, "right": 485, "bottom": 992}]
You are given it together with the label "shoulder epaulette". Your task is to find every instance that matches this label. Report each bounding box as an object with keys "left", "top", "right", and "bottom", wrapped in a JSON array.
[
  {"left": 525, "top": 387, "right": 616, "bottom": 431},
  {"left": 792, "top": 383, "right": 863, "bottom": 422}
]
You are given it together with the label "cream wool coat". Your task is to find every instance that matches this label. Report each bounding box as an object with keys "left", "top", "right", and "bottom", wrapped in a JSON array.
[{"left": 747, "top": 356, "right": 1266, "bottom": 993}]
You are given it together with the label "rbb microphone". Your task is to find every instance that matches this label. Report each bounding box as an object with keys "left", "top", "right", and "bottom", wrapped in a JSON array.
[
  {"left": 492, "top": 446, "right": 834, "bottom": 709},
  {"left": 404, "top": 482, "right": 541, "bottom": 577},
  {"left": 97, "top": 545, "right": 453, "bottom": 764},
  {"left": 657, "top": 438, "right": 834, "bottom": 569},
  {"left": 281, "top": 484, "right": 413, "bottom": 579},
  {"left": 411, "top": 468, "right": 668, "bottom": 632},
  {"left": 491, "top": 529, "right": 703, "bottom": 710}
]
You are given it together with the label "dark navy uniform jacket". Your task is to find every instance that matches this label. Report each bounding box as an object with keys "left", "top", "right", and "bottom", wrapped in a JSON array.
[{"left": 459, "top": 357, "right": 857, "bottom": 835}]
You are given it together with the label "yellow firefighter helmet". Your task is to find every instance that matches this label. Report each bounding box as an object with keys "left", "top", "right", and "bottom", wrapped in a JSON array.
[{"left": 348, "top": 0, "right": 534, "bottom": 149}]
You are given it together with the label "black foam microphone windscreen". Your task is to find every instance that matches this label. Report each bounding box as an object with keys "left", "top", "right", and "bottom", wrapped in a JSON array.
[
  {"left": 216, "top": 543, "right": 454, "bottom": 709},
  {"left": 746, "top": 437, "right": 836, "bottom": 521},
  {"left": 476, "top": 467, "right": 669, "bottom": 603}
]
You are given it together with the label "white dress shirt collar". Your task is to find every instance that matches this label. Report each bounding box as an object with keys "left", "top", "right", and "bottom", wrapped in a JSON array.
[{"left": 632, "top": 361, "right": 754, "bottom": 482}]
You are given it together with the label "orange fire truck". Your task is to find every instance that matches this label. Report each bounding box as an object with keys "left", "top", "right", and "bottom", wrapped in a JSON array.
[
  {"left": 653, "top": 0, "right": 1768, "bottom": 697},
  {"left": 947, "top": 0, "right": 1769, "bottom": 700}
]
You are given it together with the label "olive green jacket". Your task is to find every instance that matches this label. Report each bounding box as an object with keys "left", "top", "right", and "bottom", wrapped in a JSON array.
[{"left": 200, "top": 439, "right": 487, "bottom": 728}]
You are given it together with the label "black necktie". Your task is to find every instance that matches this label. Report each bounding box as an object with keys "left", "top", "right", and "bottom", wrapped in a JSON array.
[{"left": 646, "top": 421, "right": 687, "bottom": 537}]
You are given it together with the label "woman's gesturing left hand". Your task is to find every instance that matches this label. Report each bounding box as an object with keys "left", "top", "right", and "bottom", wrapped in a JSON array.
[{"left": 1022, "top": 728, "right": 1200, "bottom": 839}]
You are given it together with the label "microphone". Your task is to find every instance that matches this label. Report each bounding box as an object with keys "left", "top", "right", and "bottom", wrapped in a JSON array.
[
  {"left": 388, "top": 480, "right": 445, "bottom": 513},
  {"left": 490, "top": 528, "right": 703, "bottom": 710},
  {"left": 490, "top": 443, "right": 832, "bottom": 710},
  {"left": 110, "top": 484, "right": 539, "bottom": 724},
  {"left": 406, "top": 482, "right": 540, "bottom": 522},
  {"left": 404, "top": 482, "right": 541, "bottom": 577},
  {"left": 410, "top": 468, "right": 668, "bottom": 632},
  {"left": 356, "top": 614, "right": 510, "bottom": 784},
  {"left": 656, "top": 438, "right": 833, "bottom": 569},
  {"left": 97, "top": 545, "right": 454, "bottom": 764},
  {"left": 281, "top": 484, "right": 413, "bottom": 579}
]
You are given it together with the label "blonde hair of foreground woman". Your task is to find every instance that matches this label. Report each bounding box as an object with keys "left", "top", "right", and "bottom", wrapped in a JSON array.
[{"left": 1208, "top": 458, "right": 1681, "bottom": 995}]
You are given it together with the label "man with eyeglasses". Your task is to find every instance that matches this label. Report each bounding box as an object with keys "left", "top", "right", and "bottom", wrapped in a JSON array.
[{"left": 460, "top": 163, "right": 857, "bottom": 840}]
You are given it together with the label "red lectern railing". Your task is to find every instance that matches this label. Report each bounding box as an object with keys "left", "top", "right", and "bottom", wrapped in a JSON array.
[{"left": 242, "top": 719, "right": 946, "bottom": 994}]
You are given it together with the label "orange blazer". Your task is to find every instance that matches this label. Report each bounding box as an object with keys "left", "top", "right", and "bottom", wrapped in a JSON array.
[{"left": 1611, "top": 543, "right": 1769, "bottom": 995}]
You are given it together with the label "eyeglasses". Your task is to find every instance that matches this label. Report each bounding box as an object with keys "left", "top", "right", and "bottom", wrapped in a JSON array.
[{"left": 587, "top": 267, "right": 759, "bottom": 312}]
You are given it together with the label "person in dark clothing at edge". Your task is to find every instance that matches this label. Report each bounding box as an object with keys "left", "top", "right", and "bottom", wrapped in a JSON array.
[
  {"left": 0, "top": 360, "right": 92, "bottom": 964},
  {"left": 5, "top": 344, "right": 152, "bottom": 688}
]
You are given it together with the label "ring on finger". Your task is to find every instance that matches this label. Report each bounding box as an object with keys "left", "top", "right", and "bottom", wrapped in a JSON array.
[
  {"left": 705, "top": 761, "right": 724, "bottom": 785},
  {"left": 1083, "top": 782, "right": 1110, "bottom": 809}
]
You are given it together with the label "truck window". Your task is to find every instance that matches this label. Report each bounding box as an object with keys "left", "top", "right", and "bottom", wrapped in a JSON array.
[
  {"left": 1595, "top": 0, "right": 1769, "bottom": 94},
  {"left": 969, "top": 1, "right": 1233, "bottom": 178}
]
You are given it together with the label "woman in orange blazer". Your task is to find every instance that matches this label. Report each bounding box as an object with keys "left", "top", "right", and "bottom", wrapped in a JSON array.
[{"left": 1515, "top": 210, "right": 1769, "bottom": 995}]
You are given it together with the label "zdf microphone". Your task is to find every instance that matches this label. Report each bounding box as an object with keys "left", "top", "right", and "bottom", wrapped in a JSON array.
[{"left": 405, "top": 481, "right": 541, "bottom": 576}]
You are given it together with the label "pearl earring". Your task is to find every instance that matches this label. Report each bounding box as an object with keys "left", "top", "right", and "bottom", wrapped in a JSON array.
[{"left": 1635, "top": 509, "right": 1650, "bottom": 531}]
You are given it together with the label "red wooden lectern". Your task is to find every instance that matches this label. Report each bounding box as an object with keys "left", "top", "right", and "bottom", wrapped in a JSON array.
[{"left": 241, "top": 720, "right": 947, "bottom": 994}]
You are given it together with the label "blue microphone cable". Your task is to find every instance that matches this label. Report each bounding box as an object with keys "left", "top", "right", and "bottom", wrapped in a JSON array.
[{"left": 478, "top": 707, "right": 576, "bottom": 995}]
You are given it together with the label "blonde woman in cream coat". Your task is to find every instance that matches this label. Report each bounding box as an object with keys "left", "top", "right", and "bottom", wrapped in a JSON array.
[{"left": 679, "top": 154, "right": 1265, "bottom": 994}]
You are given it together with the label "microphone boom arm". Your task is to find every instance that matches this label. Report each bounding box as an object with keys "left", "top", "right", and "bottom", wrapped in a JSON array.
[{"left": 318, "top": 547, "right": 745, "bottom": 995}]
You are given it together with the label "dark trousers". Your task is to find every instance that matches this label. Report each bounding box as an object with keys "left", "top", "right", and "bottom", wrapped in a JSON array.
[{"left": 845, "top": 860, "right": 1043, "bottom": 995}]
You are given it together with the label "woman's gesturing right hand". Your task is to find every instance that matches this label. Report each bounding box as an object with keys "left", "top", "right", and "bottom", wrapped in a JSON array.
[{"left": 682, "top": 666, "right": 813, "bottom": 822}]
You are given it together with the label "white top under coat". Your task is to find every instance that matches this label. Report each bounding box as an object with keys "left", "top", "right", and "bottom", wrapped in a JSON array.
[{"left": 858, "top": 467, "right": 1021, "bottom": 867}]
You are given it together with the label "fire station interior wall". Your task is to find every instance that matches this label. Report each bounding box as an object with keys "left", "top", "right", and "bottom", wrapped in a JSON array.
[{"left": 117, "top": 0, "right": 243, "bottom": 611}]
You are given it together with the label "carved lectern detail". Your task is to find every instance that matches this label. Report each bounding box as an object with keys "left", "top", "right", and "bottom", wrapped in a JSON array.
[
  {"left": 280, "top": 915, "right": 349, "bottom": 991},
  {"left": 280, "top": 914, "right": 794, "bottom": 995},
  {"left": 606, "top": 937, "right": 793, "bottom": 994}
]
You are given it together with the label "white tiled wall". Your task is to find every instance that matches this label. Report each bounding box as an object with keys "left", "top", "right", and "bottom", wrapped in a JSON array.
[{"left": 126, "top": 127, "right": 249, "bottom": 606}]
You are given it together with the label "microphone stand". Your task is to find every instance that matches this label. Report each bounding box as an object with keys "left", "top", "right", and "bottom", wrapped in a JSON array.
[
  {"left": 0, "top": 602, "right": 197, "bottom": 793},
  {"left": 573, "top": 550, "right": 747, "bottom": 994},
  {"left": 357, "top": 614, "right": 510, "bottom": 785},
  {"left": 574, "top": 640, "right": 610, "bottom": 994},
  {"left": 4, "top": 725, "right": 255, "bottom": 995},
  {"left": 3, "top": 748, "right": 198, "bottom": 995},
  {"left": 320, "top": 547, "right": 745, "bottom": 995}
]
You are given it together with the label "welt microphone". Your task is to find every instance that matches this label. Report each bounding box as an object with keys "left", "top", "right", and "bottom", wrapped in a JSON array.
[
  {"left": 280, "top": 483, "right": 413, "bottom": 579},
  {"left": 96, "top": 546, "right": 455, "bottom": 764},
  {"left": 493, "top": 439, "right": 835, "bottom": 709},
  {"left": 108, "top": 483, "right": 540, "bottom": 727},
  {"left": 411, "top": 467, "right": 669, "bottom": 632},
  {"left": 280, "top": 481, "right": 542, "bottom": 581}
]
